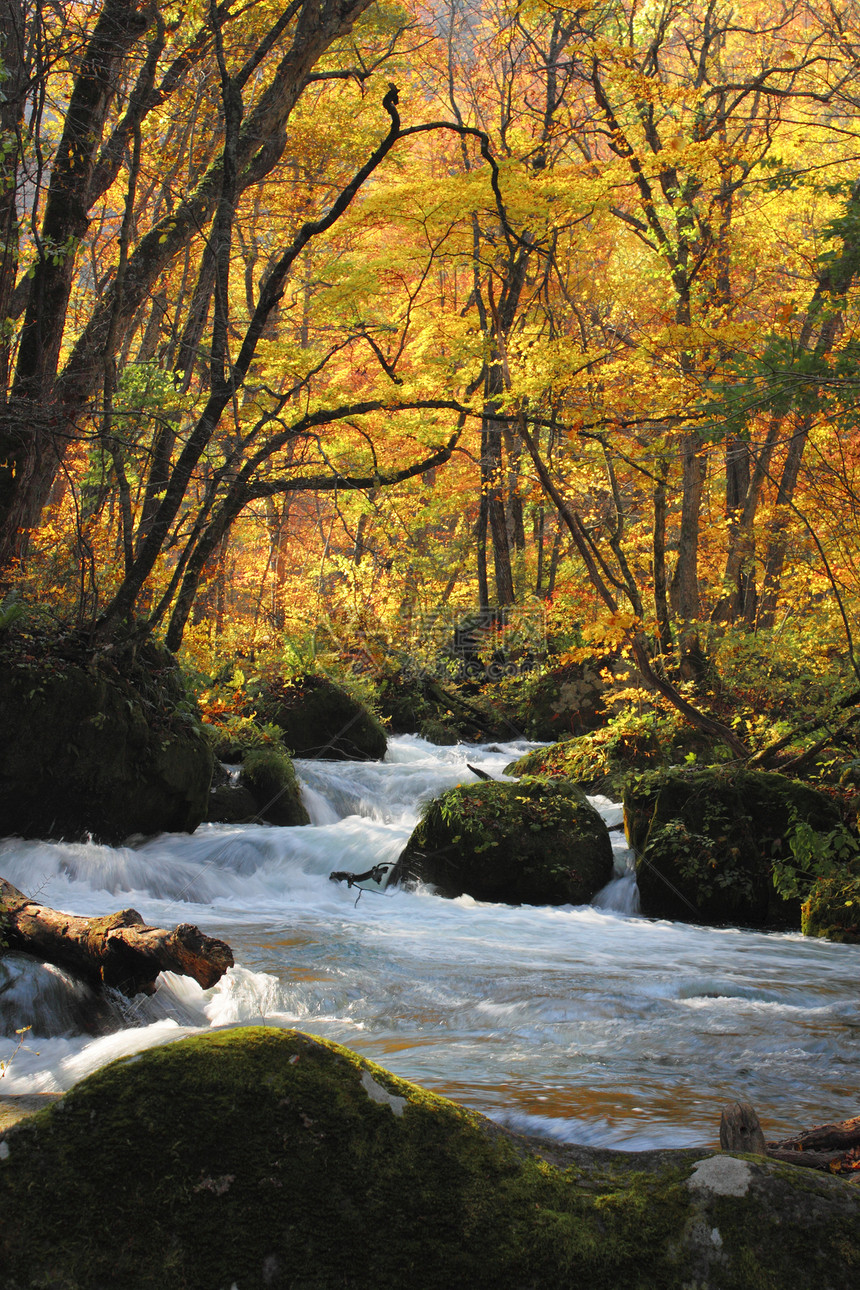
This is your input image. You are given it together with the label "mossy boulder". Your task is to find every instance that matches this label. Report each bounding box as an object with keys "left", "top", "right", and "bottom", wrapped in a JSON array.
[
  {"left": 394, "top": 778, "right": 613, "bottom": 905},
  {"left": 624, "top": 768, "right": 841, "bottom": 928},
  {"left": 0, "top": 637, "right": 213, "bottom": 844},
  {"left": 2, "top": 1027, "right": 859, "bottom": 1290},
  {"left": 499, "top": 659, "right": 608, "bottom": 740},
  {"left": 374, "top": 668, "right": 438, "bottom": 734},
  {"left": 238, "top": 747, "right": 309, "bottom": 826},
  {"left": 418, "top": 717, "right": 463, "bottom": 745},
  {"left": 260, "top": 673, "right": 387, "bottom": 761},
  {"left": 801, "top": 873, "right": 860, "bottom": 943},
  {"left": 506, "top": 726, "right": 663, "bottom": 794},
  {"left": 506, "top": 712, "right": 731, "bottom": 796}
]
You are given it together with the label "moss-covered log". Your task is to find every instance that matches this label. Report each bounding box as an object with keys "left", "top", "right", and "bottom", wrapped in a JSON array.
[
  {"left": 1, "top": 1027, "right": 859, "bottom": 1289},
  {"left": 0, "top": 877, "right": 233, "bottom": 996}
]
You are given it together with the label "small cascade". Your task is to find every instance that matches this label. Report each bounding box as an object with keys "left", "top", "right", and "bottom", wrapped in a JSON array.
[
  {"left": 589, "top": 795, "right": 641, "bottom": 915},
  {"left": 0, "top": 734, "right": 858, "bottom": 1149},
  {"left": 298, "top": 779, "right": 339, "bottom": 826}
]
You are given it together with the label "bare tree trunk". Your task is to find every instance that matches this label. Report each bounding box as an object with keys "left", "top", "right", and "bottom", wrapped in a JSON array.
[{"left": 652, "top": 473, "right": 672, "bottom": 654}]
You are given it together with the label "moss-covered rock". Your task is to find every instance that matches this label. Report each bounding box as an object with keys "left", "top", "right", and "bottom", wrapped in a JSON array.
[
  {"left": 624, "top": 768, "right": 841, "bottom": 928},
  {"left": 0, "top": 636, "right": 213, "bottom": 844},
  {"left": 260, "top": 673, "right": 387, "bottom": 761},
  {"left": 238, "top": 747, "right": 310, "bottom": 826},
  {"left": 1, "top": 1027, "right": 858, "bottom": 1289},
  {"left": 505, "top": 727, "right": 663, "bottom": 795},
  {"left": 498, "top": 659, "right": 608, "bottom": 740},
  {"left": 801, "top": 873, "right": 860, "bottom": 943},
  {"left": 506, "top": 711, "right": 731, "bottom": 796},
  {"left": 374, "top": 669, "right": 438, "bottom": 734},
  {"left": 394, "top": 778, "right": 613, "bottom": 905},
  {"left": 418, "top": 717, "right": 463, "bottom": 745}
]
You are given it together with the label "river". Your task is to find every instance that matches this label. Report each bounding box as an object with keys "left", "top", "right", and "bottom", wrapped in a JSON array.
[{"left": 1, "top": 735, "right": 857, "bottom": 1149}]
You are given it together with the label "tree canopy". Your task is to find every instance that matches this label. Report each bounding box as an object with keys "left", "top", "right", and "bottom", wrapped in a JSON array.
[{"left": 1, "top": 0, "right": 859, "bottom": 730}]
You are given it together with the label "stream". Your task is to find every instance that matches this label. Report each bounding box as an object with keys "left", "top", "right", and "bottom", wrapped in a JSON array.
[{"left": 1, "top": 734, "right": 857, "bottom": 1149}]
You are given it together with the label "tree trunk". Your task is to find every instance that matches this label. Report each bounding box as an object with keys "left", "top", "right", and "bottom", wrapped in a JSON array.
[
  {"left": 0, "top": 877, "right": 233, "bottom": 998},
  {"left": 0, "top": 0, "right": 377, "bottom": 575}
]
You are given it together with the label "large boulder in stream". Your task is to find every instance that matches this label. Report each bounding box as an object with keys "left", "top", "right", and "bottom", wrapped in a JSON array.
[
  {"left": 623, "top": 767, "right": 841, "bottom": 928},
  {"left": 394, "top": 778, "right": 613, "bottom": 905},
  {"left": 505, "top": 712, "right": 732, "bottom": 796},
  {"left": 1, "top": 1027, "right": 859, "bottom": 1289},
  {"left": 206, "top": 748, "right": 310, "bottom": 826},
  {"left": 259, "top": 673, "right": 387, "bottom": 761},
  {"left": 0, "top": 636, "right": 213, "bottom": 844}
]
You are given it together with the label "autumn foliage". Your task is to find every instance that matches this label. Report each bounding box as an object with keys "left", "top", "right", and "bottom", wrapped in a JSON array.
[{"left": 0, "top": 0, "right": 858, "bottom": 732}]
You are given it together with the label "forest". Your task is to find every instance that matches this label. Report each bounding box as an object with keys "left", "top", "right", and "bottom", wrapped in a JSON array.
[
  {"left": 0, "top": 0, "right": 856, "bottom": 709},
  {"left": 3, "top": 5, "right": 860, "bottom": 1281}
]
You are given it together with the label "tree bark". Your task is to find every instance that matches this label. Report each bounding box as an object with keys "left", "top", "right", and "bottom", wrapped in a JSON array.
[
  {"left": 0, "top": 0, "right": 377, "bottom": 574},
  {"left": 0, "top": 877, "right": 233, "bottom": 997}
]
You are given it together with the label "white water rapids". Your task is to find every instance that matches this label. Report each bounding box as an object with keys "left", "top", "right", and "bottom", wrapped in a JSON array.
[{"left": 1, "top": 735, "right": 857, "bottom": 1149}]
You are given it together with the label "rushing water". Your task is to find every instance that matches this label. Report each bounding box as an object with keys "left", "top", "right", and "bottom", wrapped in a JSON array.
[{"left": 1, "top": 735, "right": 858, "bottom": 1150}]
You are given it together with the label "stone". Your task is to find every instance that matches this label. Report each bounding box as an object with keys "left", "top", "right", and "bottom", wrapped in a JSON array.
[
  {"left": 393, "top": 778, "right": 613, "bottom": 906},
  {"left": 259, "top": 673, "right": 387, "bottom": 762},
  {"left": 623, "top": 767, "right": 840, "bottom": 928},
  {"left": 1, "top": 1027, "right": 858, "bottom": 1289},
  {"left": 0, "top": 637, "right": 213, "bottom": 844}
]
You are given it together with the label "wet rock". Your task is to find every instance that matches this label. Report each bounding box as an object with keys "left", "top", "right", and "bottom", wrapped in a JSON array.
[
  {"left": 394, "top": 778, "right": 613, "bottom": 905},
  {"left": 237, "top": 748, "right": 309, "bottom": 826},
  {"left": 1, "top": 1027, "right": 858, "bottom": 1289},
  {"left": 623, "top": 767, "right": 841, "bottom": 928},
  {"left": 205, "top": 782, "right": 260, "bottom": 824},
  {"left": 259, "top": 674, "right": 387, "bottom": 761}
]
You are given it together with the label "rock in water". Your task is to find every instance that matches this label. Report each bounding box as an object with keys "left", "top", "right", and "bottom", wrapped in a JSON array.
[
  {"left": 394, "top": 778, "right": 613, "bottom": 905},
  {"left": 259, "top": 673, "right": 387, "bottom": 761},
  {"left": 623, "top": 767, "right": 840, "bottom": 929},
  {"left": 0, "top": 1028, "right": 858, "bottom": 1289}
]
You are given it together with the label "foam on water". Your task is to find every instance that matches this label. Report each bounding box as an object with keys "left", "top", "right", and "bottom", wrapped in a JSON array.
[{"left": 1, "top": 734, "right": 858, "bottom": 1148}]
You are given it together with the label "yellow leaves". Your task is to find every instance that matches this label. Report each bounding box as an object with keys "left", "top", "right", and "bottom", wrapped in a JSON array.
[{"left": 582, "top": 611, "right": 640, "bottom": 650}]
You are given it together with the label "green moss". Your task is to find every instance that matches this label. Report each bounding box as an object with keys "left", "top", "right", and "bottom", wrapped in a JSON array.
[
  {"left": 239, "top": 747, "right": 310, "bottom": 826},
  {"left": 505, "top": 708, "right": 730, "bottom": 796},
  {"left": 801, "top": 872, "right": 860, "bottom": 942},
  {"left": 260, "top": 673, "right": 387, "bottom": 761},
  {"left": 1, "top": 1029, "right": 858, "bottom": 1289},
  {"left": 0, "top": 1028, "right": 686, "bottom": 1289},
  {"left": 418, "top": 717, "right": 462, "bottom": 745},
  {"left": 624, "top": 768, "right": 840, "bottom": 928},
  {"left": 395, "top": 778, "right": 613, "bottom": 904}
]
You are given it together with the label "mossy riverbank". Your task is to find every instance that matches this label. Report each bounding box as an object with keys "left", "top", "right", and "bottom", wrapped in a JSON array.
[{"left": 1, "top": 1027, "right": 857, "bottom": 1289}]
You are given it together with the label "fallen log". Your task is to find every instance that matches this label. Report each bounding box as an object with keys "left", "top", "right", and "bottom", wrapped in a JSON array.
[
  {"left": 719, "top": 1100, "right": 860, "bottom": 1175},
  {"left": 770, "top": 1113, "right": 860, "bottom": 1155},
  {"left": 0, "top": 877, "right": 233, "bottom": 997}
]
